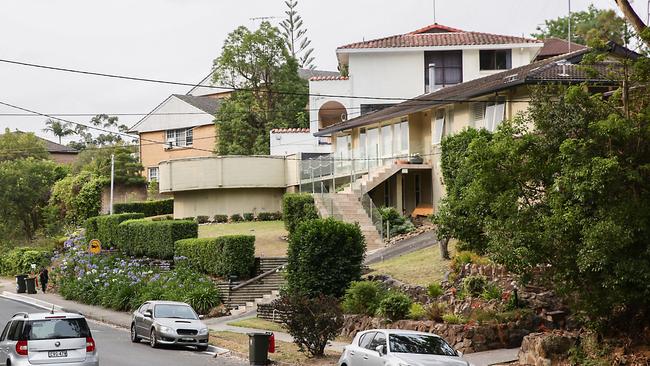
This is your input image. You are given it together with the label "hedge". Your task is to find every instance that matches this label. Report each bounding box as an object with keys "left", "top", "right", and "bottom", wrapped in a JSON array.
[
  {"left": 113, "top": 199, "right": 174, "bottom": 217},
  {"left": 282, "top": 193, "right": 318, "bottom": 233},
  {"left": 174, "top": 235, "right": 255, "bottom": 278},
  {"left": 0, "top": 247, "right": 52, "bottom": 276},
  {"left": 257, "top": 212, "right": 282, "bottom": 221},
  {"left": 85, "top": 213, "right": 145, "bottom": 248},
  {"left": 117, "top": 219, "right": 197, "bottom": 259}
]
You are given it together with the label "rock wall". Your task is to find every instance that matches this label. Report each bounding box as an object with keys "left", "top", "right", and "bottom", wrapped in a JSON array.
[
  {"left": 341, "top": 315, "right": 534, "bottom": 354},
  {"left": 518, "top": 331, "right": 577, "bottom": 366}
]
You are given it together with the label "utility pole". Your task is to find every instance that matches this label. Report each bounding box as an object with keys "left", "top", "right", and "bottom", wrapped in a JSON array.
[
  {"left": 109, "top": 154, "right": 115, "bottom": 215},
  {"left": 433, "top": 0, "right": 437, "bottom": 23},
  {"left": 568, "top": 0, "right": 571, "bottom": 52}
]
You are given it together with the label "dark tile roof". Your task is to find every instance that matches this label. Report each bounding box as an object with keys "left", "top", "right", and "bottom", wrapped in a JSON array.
[
  {"left": 536, "top": 38, "right": 587, "bottom": 60},
  {"left": 315, "top": 47, "right": 627, "bottom": 136},
  {"left": 338, "top": 23, "right": 541, "bottom": 50},
  {"left": 173, "top": 94, "right": 222, "bottom": 114},
  {"left": 40, "top": 137, "right": 79, "bottom": 154}
]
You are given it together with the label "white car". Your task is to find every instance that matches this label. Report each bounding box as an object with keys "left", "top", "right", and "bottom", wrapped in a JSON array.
[{"left": 338, "top": 329, "right": 471, "bottom": 366}]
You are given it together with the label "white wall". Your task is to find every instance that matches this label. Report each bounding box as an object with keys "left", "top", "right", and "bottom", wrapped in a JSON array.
[
  {"left": 132, "top": 95, "right": 214, "bottom": 133},
  {"left": 270, "top": 132, "right": 330, "bottom": 156},
  {"left": 309, "top": 78, "right": 354, "bottom": 134},
  {"left": 463, "top": 47, "right": 539, "bottom": 82}
]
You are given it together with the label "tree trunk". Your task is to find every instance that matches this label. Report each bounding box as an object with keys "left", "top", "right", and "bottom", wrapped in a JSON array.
[
  {"left": 439, "top": 237, "right": 450, "bottom": 260},
  {"left": 614, "top": 0, "right": 650, "bottom": 47}
]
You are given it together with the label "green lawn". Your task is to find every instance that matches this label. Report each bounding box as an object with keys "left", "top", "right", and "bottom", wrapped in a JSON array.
[
  {"left": 227, "top": 317, "right": 286, "bottom": 333},
  {"left": 367, "top": 243, "right": 456, "bottom": 286},
  {"left": 199, "top": 221, "right": 288, "bottom": 257}
]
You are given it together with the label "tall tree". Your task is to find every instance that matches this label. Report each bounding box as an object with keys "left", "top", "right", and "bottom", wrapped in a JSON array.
[
  {"left": 72, "top": 144, "right": 144, "bottom": 186},
  {"left": 0, "top": 129, "right": 49, "bottom": 162},
  {"left": 212, "top": 22, "right": 308, "bottom": 155},
  {"left": 280, "top": 0, "right": 316, "bottom": 70},
  {"left": 43, "top": 119, "right": 74, "bottom": 144},
  {"left": 68, "top": 114, "right": 133, "bottom": 150},
  {"left": 614, "top": 0, "right": 650, "bottom": 48},
  {"left": 533, "top": 5, "right": 627, "bottom": 45}
]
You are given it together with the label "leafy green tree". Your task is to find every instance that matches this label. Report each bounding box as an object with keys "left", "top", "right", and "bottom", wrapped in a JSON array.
[
  {"left": 532, "top": 5, "right": 626, "bottom": 45},
  {"left": 49, "top": 171, "right": 104, "bottom": 224},
  {"left": 43, "top": 119, "right": 74, "bottom": 144},
  {"left": 212, "top": 22, "right": 309, "bottom": 155},
  {"left": 0, "top": 129, "right": 49, "bottom": 162},
  {"left": 72, "top": 145, "right": 144, "bottom": 185},
  {"left": 68, "top": 115, "right": 133, "bottom": 150},
  {"left": 0, "top": 158, "right": 66, "bottom": 240},
  {"left": 280, "top": 0, "right": 315, "bottom": 69}
]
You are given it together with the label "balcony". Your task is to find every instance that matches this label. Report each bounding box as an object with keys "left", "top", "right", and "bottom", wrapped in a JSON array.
[{"left": 159, "top": 155, "right": 300, "bottom": 193}]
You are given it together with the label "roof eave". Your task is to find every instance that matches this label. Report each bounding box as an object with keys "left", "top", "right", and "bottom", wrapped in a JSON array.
[{"left": 336, "top": 42, "right": 543, "bottom": 54}]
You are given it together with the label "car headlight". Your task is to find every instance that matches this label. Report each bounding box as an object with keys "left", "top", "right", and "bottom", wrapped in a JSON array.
[
  {"left": 159, "top": 326, "right": 173, "bottom": 334},
  {"left": 198, "top": 328, "right": 209, "bottom": 336}
]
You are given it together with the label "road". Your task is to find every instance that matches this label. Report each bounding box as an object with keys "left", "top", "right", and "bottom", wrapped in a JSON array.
[
  {"left": 365, "top": 230, "right": 437, "bottom": 265},
  {"left": 0, "top": 297, "right": 245, "bottom": 366}
]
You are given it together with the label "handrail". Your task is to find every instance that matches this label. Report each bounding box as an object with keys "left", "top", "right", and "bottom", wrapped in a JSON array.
[{"left": 231, "top": 264, "right": 285, "bottom": 291}]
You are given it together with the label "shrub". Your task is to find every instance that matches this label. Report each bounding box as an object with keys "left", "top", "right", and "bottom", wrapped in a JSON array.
[
  {"left": 184, "top": 286, "right": 221, "bottom": 315},
  {"left": 463, "top": 275, "right": 488, "bottom": 297},
  {"left": 257, "top": 212, "right": 282, "bottom": 221},
  {"left": 287, "top": 218, "right": 365, "bottom": 297},
  {"left": 243, "top": 213, "right": 254, "bottom": 221},
  {"left": 196, "top": 216, "right": 210, "bottom": 224},
  {"left": 442, "top": 314, "right": 466, "bottom": 324},
  {"left": 282, "top": 193, "right": 318, "bottom": 233},
  {"left": 117, "top": 219, "right": 197, "bottom": 259},
  {"left": 49, "top": 171, "right": 103, "bottom": 224},
  {"left": 230, "top": 214, "right": 243, "bottom": 222},
  {"left": 213, "top": 214, "right": 228, "bottom": 223},
  {"left": 0, "top": 247, "right": 52, "bottom": 276},
  {"left": 342, "top": 281, "right": 385, "bottom": 316},
  {"left": 113, "top": 198, "right": 174, "bottom": 217},
  {"left": 481, "top": 283, "right": 503, "bottom": 301},
  {"left": 427, "top": 282, "right": 444, "bottom": 298},
  {"left": 378, "top": 292, "right": 413, "bottom": 321},
  {"left": 378, "top": 207, "right": 415, "bottom": 236},
  {"left": 450, "top": 251, "right": 490, "bottom": 273},
  {"left": 275, "top": 293, "right": 343, "bottom": 357},
  {"left": 85, "top": 213, "right": 145, "bottom": 248},
  {"left": 151, "top": 215, "right": 173, "bottom": 222},
  {"left": 408, "top": 303, "right": 426, "bottom": 320},
  {"left": 424, "top": 302, "right": 447, "bottom": 322},
  {"left": 174, "top": 236, "right": 255, "bottom": 277}
]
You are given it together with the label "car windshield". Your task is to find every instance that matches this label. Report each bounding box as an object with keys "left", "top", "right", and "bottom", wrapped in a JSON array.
[
  {"left": 389, "top": 333, "right": 457, "bottom": 356},
  {"left": 26, "top": 318, "right": 91, "bottom": 340},
  {"left": 153, "top": 304, "right": 197, "bottom": 320}
]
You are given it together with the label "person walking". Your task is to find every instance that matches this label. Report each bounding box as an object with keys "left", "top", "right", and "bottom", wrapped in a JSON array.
[{"left": 39, "top": 267, "right": 49, "bottom": 293}]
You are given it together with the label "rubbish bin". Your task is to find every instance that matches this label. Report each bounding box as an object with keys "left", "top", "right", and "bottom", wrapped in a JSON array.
[
  {"left": 247, "top": 332, "right": 272, "bottom": 366},
  {"left": 15, "top": 275, "right": 27, "bottom": 294},
  {"left": 25, "top": 277, "right": 37, "bottom": 294}
]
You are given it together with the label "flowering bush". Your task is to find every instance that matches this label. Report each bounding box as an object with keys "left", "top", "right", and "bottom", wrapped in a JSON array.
[{"left": 52, "top": 232, "right": 220, "bottom": 314}]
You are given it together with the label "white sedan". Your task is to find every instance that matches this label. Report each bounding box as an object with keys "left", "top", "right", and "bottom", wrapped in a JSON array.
[{"left": 338, "top": 329, "right": 472, "bottom": 366}]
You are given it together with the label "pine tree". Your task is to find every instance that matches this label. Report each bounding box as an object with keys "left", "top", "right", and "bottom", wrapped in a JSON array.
[{"left": 280, "top": 0, "right": 316, "bottom": 70}]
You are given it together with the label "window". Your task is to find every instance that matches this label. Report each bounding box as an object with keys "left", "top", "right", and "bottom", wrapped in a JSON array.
[
  {"left": 359, "top": 332, "right": 375, "bottom": 349},
  {"left": 367, "top": 128, "right": 379, "bottom": 168},
  {"left": 381, "top": 125, "right": 392, "bottom": 159},
  {"left": 479, "top": 50, "right": 512, "bottom": 70},
  {"left": 388, "top": 333, "right": 457, "bottom": 356},
  {"left": 424, "top": 51, "right": 462, "bottom": 91},
  {"left": 148, "top": 167, "right": 159, "bottom": 182},
  {"left": 26, "top": 319, "right": 91, "bottom": 340},
  {"left": 165, "top": 128, "right": 194, "bottom": 148},
  {"left": 392, "top": 120, "right": 409, "bottom": 156},
  {"left": 368, "top": 332, "right": 387, "bottom": 350},
  {"left": 7, "top": 320, "right": 24, "bottom": 341},
  {"left": 1, "top": 321, "right": 11, "bottom": 341},
  {"left": 470, "top": 100, "right": 506, "bottom": 131},
  {"left": 432, "top": 110, "right": 445, "bottom": 145},
  {"left": 154, "top": 304, "right": 198, "bottom": 320}
]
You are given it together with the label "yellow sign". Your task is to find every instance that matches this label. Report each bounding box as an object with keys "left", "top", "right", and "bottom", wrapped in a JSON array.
[{"left": 89, "top": 239, "right": 102, "bottom": 254}]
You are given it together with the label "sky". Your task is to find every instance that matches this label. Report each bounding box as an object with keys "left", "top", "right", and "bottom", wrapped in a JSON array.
[{"left": 0, "top": 0, "right": 645, "bottom": 144}]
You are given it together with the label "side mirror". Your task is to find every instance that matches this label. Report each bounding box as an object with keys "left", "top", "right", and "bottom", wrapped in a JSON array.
[
  {"left": 456, "top": 350, "right": 463, "bottom": 357},
  {"left": 198, "top": 315, "right": 204, "bottom": 320},
  {"left": 144, "top": 310, "right": 152, "bottom": 318},
  {"left": 375, "top": 345, "right": 386, "bottom": 356}
]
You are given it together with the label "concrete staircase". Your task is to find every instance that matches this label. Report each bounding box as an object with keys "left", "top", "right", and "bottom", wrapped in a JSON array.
[
  {"left": 341, "top": 164, "right": 400, "bottom": 195},
  {"left": 313, "top": 193, "right": 384, "bottom": 252},
  {"left": 217, "top": 257, "right": 287, "bottom": 316}
]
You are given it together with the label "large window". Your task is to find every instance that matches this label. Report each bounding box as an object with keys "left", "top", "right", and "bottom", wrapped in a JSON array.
[
  {"left": 381, "top": 125, "right": 393, "bottom": 161},
  {"left": 470, "top": 100, "right": 506, "bottom": 132},
  {"left": 392, "top": 119, "right": 409, "bottom": 156},
  {"left": 479, "top": 50, "right": 512, "bottom": 70},
  {"left": 424, "top": 51, "right": 462, "bottom": 91},
  {"left": 166, "top": 128, "right": 193, "bottom": 148}
]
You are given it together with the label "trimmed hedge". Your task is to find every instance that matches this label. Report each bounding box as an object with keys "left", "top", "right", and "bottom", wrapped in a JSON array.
[
  {"left": 257, "top": 212, "right": 282, "bottom": 221},
  {"left": 117, "top": 219, "right": 198, "bottom": 259},
  {"left": 113, "top": 199, "right": 174, "bottom": 217},
  {"left": 282, "top": 193, "right": 318, "bottom": 233},
  {"left": 174, "top": 235, "right": 255, "bottom": 278},
  {"left": 85, "top": 213, "right": 145, "bottom": 248},
  {"left": 213, "top": 215, "right": 228, "bottom": 223},
  {"left": 0, "top": 247, "right": 52, "bottom": 276}
]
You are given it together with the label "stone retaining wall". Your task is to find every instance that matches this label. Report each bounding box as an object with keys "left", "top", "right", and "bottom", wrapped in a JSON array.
[{"left": 341, "top": 315, "right": 534, "bottom": 354}]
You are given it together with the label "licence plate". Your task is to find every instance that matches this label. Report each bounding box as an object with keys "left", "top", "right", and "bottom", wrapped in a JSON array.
[
  {"left": 48, "top": 350, "right": 68, "bottom": 358},
  {"left": 181, "top": 338, "right": 195, "bottom": 342}
]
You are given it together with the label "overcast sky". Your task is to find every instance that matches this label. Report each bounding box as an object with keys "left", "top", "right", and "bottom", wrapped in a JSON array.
[{"left": 0, "top": 0, "right": 644, "bottom": 143}]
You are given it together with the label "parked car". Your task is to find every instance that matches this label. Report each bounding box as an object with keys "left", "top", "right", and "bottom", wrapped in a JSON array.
[
  {"left": 130, "top": 301, "right": 209, "bottom": 351},
  {"left": 338, "top": 329, "right": 472, "bottom": 366},
  {"left": 0, "top": 311, "right": 98, "bottom": 366}
]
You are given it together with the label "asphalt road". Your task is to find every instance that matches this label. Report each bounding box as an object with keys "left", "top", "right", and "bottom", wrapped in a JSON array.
[{"left": 0, "top": 297, "right": 245, "bottom": 366}]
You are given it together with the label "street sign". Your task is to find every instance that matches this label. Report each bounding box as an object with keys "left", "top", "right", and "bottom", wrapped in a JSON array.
[{"left": 89, "top": 239, "right": 102, "bottom": 254}]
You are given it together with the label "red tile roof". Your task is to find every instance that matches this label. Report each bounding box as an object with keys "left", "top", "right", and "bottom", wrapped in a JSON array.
[
  {"left": 270, "top": 128, "right": 311, "bottom": 134},
  {"left": 338, "top": 24, "right": 541, "bottom": 50},
  {"left": 309, "top": 75, "right": 349, "bottom": 81}
]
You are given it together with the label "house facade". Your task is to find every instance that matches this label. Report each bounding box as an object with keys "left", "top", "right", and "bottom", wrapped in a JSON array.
[{"left": 302, "top": 45, "right": 627, "bottom": 234}]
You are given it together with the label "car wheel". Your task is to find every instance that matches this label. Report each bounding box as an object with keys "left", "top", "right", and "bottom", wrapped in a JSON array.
[
  {"left": 131, "top": 324, "right": 140, "bottom": 343},
  {"left": 197, "top": 345, "right": 208, "bottom": 352},
  {"left": 150, "top": 329, "right": 159, "bottom": 348}
]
